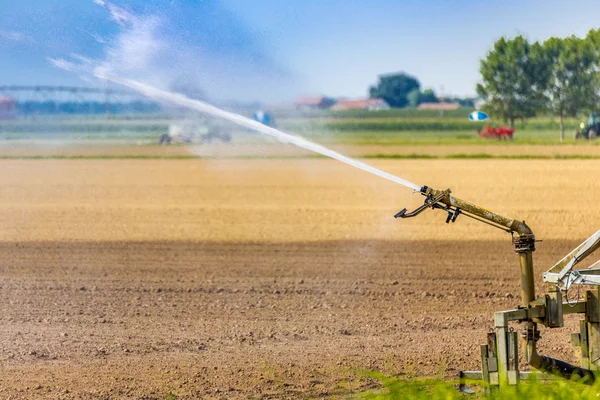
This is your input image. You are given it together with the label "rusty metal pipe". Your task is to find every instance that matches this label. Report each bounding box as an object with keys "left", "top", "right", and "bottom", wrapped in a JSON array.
[
  {"left": 422, "top": 186, "right": 533, "bottom": 236},
  {"left": 519, "top": 252, "right": 535, "bottom": 306}
]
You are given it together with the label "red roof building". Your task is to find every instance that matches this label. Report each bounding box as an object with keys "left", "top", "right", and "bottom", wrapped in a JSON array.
[
  {"left": 331, "top": 98, "right": 390, "bottom": 111},
  {"left": 294, "top": 96, "right": 335, "bottom": 110}
]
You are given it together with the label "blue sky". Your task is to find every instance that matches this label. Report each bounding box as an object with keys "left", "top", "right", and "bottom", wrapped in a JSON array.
[{"left": 2, "top": 0, "right": 600, "bottom": 102}]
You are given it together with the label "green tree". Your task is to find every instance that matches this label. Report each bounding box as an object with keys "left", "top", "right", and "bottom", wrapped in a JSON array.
[
  {"left": 585, "top": 28, "right": 600, "bottom": 54},
  {"left": 543, "top": 35, "right": 598, "bottom": 141},
  {"left": 369, "top": 72, "right": 420, "bottom": 108},
  {"left": 420, "top": 89, "right": 439, "bottom": 104},
  {"left": 406, "top": 88, "right": 421, "bottom": 107},
  {"left": 476, "top": 35, "right": 549, "bottom": 129},
  {"left": 406, "top": 88, "right": 439, "bottom": 108}
]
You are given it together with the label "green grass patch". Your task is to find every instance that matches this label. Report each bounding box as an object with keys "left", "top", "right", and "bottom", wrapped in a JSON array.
[
  {"left": 301, "top": 130, "right": 595, "bottom": 145},
  {"left": 2, "top": 114, "right": 599, "bottom": 145},
  {"left": 356, "top": 372, "right": 600, "bottom": 399},
  {"left": 362, "top": 154, "right": 439, "bottom": 159}
]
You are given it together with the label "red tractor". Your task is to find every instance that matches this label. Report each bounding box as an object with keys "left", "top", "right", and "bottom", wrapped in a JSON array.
[{"left": 478, "top": 125, "right": 514, "bottom": 140}]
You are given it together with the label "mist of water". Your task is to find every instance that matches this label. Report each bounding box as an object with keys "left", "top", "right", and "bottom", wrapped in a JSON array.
[{"left": 94, "top": 68, "right": 422, "bottom": 191}]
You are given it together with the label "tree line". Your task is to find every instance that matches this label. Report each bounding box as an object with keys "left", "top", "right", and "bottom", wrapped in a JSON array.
[
  {"left": 369, "top": 73, "right": 475, "bottom": 108},
  {"left": 477, "top": 29, "right": 600, "bottom": 140}
]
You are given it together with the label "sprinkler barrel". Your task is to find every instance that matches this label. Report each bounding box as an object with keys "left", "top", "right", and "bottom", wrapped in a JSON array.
[{"left": 396, "top": 185, "right": 534, "bottom": 237}]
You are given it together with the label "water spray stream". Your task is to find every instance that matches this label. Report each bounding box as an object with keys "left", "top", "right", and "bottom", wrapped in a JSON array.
[{"left": 94, "top": 69, "right": 421, "bottom": 191}]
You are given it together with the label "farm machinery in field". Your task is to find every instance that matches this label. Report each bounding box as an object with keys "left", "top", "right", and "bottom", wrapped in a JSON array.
[
  {"left": 159, "top": 120, "right": 231, "bottom": 145},
  {"left": 478, "top": 126, "right": 514, "bottom": 140},
  {"left": 575, "top": 113, "right": 600, "bottom": 140},
  {"left": 396, "top": 186, "right": 600, "bottom": 392}
]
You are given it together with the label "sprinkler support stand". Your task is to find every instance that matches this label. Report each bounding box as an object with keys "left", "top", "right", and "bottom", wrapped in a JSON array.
[{"left": 397, "top": 186, "right": 600, "bottom": 389}]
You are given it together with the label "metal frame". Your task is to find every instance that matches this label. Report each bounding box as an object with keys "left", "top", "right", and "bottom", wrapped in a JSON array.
[
  {"left": 459, "top": 293, "right": 599, "bottom": 392},
  {"left": 396, "top": 186, "right": 600, "bottom": 392}
]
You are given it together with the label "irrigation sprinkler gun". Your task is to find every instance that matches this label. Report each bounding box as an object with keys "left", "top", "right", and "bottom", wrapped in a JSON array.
[
  {"left": 98, "top": 72, "right": 600, "bottom": 391},
  {"left": 397, "top": 186, "right": 600, "bottom": 392}
]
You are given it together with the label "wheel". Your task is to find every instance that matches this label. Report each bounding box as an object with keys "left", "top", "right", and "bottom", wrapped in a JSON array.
[
  {"left": 589, "top": 130, "right": 597, "bottom": 140},
  {"left": 574, "top": 131, "right": 582, "bottom": 140}
]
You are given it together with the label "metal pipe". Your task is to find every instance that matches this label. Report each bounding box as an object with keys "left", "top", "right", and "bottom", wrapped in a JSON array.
[
  {"left": 535, "top": 354, "right": 595, "bottom": 383},
  {"left": 525, "top": 335, "right": 596, "bottom": 383},
  {"left": 422, "top": 187, "right": 533, "bottom": 236},
  {"left": 519, "top": 252, "right": 536, "bottom": 306},
  {"left": 516, "top": 248, "right": 542, "bottom": 381}
]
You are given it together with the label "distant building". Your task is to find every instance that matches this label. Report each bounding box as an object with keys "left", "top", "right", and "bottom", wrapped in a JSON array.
[
  {"left": 417, "top": 102, "right": 461, "bottom": 110},
  {"left": 294, "top": 96, "right": 335, "bottom": 110},
  {"left": 331, "top": 98, "right": 390, "bottom": 111},
  {"left": 0, "top": 96, "right": 16, "bottom": 119}
]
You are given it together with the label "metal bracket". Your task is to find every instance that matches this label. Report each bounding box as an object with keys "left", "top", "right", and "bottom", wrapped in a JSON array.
[{"left": 445, "top": 207, "right": 461, "bottom": 224}]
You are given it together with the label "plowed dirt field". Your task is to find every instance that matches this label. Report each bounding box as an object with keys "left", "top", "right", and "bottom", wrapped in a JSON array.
[{"left": 0, "top": 158, "right": 599, "bottom": 399}]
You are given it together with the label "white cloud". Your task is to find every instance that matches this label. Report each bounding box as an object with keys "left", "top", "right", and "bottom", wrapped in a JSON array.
[
  {"left": 48, "top": 57, "right": 77, "bottom": 72},
  {"left": 70, "top": 53, "right": 94, "bottom": 65},
  {"left": 48, "top": 55, "right": 96, "bottom": 77},
  {"left": 93, "top": 0, "right": 134, "bottom": 27},
  {"left": 91, "top": 33, "right": 107, "bottom": 44},
  {"left": 0, "top": 30, "right": 24, "bottom": 42}
]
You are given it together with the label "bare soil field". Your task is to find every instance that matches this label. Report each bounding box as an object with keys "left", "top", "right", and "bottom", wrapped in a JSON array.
[{"left": 0, "top": 157, "right": 599, "bottom": 398}]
